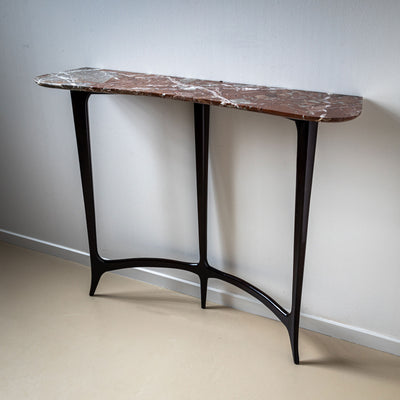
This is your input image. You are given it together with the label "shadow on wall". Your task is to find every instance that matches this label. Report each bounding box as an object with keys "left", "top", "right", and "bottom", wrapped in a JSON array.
[
  {"left": 208, "top": 107, "right": 295, "bottom": 303},
  {"left": 89, "top": 95, "right": 400, "bottom": 325},
  {"left": 207, "top": 98, "right": 400, "bottom": 311}
]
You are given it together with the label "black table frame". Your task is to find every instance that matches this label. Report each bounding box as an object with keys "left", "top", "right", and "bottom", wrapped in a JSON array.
[{"left": 71, "top": 90, "right": 318, "bottom": 364}]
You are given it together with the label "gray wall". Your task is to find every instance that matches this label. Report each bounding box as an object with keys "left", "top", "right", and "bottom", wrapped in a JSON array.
[{"left": 1, "top": 0, "right": 399, "bottom": 354}]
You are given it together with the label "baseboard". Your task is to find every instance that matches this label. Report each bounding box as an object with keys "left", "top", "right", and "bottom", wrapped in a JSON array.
[
  {"left": 0, "top": 229, "right": 90, "bottom": 266},
  {"left": 1, "top": 228, "right": 399, "bottom": 356}
]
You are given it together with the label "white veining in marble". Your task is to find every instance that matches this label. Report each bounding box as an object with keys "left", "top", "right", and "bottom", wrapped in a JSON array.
[{"left": 35, "top": 68, "right": 363, "bottom": 122}]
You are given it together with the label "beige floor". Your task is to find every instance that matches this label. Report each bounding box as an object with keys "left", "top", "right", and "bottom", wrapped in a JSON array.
[{"left": 0, "top": 242, "right": 399, "bottom": 399}]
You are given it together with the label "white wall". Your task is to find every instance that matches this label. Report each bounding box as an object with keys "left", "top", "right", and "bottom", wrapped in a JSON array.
[{"left": 1, "top": 0, "right": 399, "bottom": 354}]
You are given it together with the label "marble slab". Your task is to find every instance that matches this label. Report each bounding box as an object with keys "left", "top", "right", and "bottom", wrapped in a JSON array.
[{"left": 35, "top": 68, "right": 362, "bottom": 122}]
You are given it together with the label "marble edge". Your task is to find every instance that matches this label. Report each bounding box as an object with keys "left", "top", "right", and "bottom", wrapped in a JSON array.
[{"left": 34, "top": 68, "right": 363, "bottom": 123}]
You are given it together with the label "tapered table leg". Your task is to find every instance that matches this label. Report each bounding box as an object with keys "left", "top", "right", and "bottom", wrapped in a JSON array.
[
  {"left": 287, "top": 120, "right": 318, "bottom": 364},
  {"left": 194, "top": 103, "right": 210, "bottom": 309},
  {"left": 70, "top": 93, "right": 318, "bottom": 364},
  {"left": 70, "top": 91, "right": 103, "bottom": 295}
]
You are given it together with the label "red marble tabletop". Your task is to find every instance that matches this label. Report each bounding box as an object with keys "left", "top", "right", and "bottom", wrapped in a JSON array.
[{"left": 35, "top": 68, "right": 362, "bottom": 122}]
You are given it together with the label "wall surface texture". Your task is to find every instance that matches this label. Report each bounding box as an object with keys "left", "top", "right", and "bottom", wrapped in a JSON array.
[{"left": 1, "top": 0, "right": 399, "bottom": 354}]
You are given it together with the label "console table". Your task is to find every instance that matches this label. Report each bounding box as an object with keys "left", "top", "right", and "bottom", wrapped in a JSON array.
[{"left": 35, "top": 68, "right": 363, "bottom": 364}]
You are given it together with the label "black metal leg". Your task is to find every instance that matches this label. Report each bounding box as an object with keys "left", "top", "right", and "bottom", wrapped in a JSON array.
[
  {"left": 69, "top": 93, "right": 317, "bottom": 364},
  {"left": 89, "top": 266, "right": 103, "bottom": 296},
  {"left": 70, "top": 91, "right": 104, "bottom": 296},
  {"left": 194, "top": 103, "right": 210, "bottom": 309},
  {"left": 286, "top": 120, "right": 318, "bottom": 364},
  {"left": 200, "top": 276, "right": 208, "bottom": 309}
]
